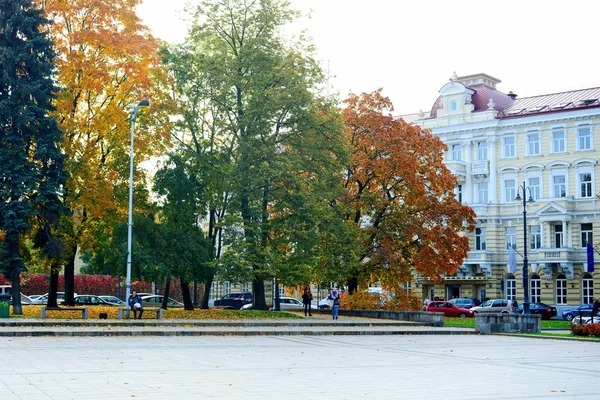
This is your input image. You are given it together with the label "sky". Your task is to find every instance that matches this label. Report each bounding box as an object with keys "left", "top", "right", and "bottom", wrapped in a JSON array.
[{"left": 136, "top": 0, "right": 600, "bottom": 115}]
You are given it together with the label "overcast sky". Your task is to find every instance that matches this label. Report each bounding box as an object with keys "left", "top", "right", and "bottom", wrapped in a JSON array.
[{"left": 137, "top": 0, "right": 600, "bottom": 115}]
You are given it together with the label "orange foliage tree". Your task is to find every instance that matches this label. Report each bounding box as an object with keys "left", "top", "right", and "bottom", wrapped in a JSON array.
[
  {"left": 36, "top": 0, "right": 173, "bottom": 304},
  {"left": 341, "top": 90, "right": 476, "bottom": 293}
]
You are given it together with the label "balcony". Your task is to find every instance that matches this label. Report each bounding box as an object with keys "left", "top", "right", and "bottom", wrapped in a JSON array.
[
  {"left": 471, "top": 160, "right": 489, "bottom": 179},
  {"left": 530, "top": 249, "right": 576, "bottom": 263},
  {"left": 445, "top": 160, "right": 466, "bottom": 178}
]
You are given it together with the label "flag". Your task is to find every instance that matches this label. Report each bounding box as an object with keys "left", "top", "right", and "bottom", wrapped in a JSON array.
[
  {"left": 587, "top": 243, "right": 595, "bottom": 273},
  {"left": 508, "top": 244, "right": 517, "bottom": 273}
]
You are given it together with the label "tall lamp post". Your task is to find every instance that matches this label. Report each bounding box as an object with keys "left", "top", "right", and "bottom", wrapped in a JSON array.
[
  {"left": 126, "top": 99, "right": 150, "bottom": 302},
  {"left": 515, "top": 181, "right": 534, "bottom": 314}
]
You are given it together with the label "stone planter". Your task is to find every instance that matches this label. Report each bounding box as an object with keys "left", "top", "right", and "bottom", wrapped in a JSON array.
[{"left": 475, "top": 313, "right": 541, "bottom": 334}]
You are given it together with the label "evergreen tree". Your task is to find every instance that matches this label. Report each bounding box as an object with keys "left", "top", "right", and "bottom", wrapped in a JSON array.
[{"left": 0, "top": 0, "right": 65, "bottom": 314}]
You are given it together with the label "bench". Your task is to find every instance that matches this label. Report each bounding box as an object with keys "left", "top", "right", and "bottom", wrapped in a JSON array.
[
  {"left": 41, "top": 307, "right": 88, "bottom": 319},
  {"left": 118, "top": 307, "right": 163, "bottom": 320}
]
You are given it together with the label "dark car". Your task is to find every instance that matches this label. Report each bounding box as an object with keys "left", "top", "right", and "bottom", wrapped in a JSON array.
[
  {"left": 449, "top": 298, "right": 481, "bottom": 309},
  {"left": 561, "top": 304, "right": 595, "bottom": 321},
  {"left": 517, "top": 302, "right": 557, "bottom": 320},
  {"left": 213, "top": 292, "right": 252, "bottom": 309},
  {"left": 426, "top": 301, "right": 473, "bottom": 318}
]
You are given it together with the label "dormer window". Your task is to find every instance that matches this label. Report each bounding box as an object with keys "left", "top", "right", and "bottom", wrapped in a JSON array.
[{"left": 450, "top": 101, "right": 457, "bottom": 112}]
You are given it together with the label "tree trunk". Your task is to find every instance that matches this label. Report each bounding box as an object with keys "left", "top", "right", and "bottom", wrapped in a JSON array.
[
  {"left": 252, "top": 277, "right": 267, "bottom": 310},
  {"left": 347, "top": 275, "right": 358, "bottom": 294},
  {"left": 47, "top": 264, "right": 59, "bottom": 308},
  {"left": 180, "top": 279, "right": 194, "bottom": 311},
  {"left": 10, "top": 260, "right": 22, "bottom": 315},
  {"left": 272, "top": 278, "right": 280, "bottom": 311},
  {"left": 200, "top": 279, "right": 212, "bottom": 309},
  {"left": 161, "top": 276, "right": 171, "bottom": 310},
  {"left": 63, "top": 247, "right": 76, "bottom": 306}
]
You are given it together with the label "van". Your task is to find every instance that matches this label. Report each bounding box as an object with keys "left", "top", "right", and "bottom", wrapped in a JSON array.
[
  {"left": 0, "top": 285, "right": 33, "bottom": 304},
  {"left": 470, "top": 299, "right": 518, "bottom": 314}
]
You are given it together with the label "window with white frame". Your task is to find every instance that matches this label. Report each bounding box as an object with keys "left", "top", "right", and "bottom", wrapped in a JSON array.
[
  {"left": 527, "top": 132, "right": 540, "bottom": 156},
  {"left": 475, "top": 227, "right": 486, "bottom": 250},
  {"left": 456, "top": 184, "right": 463, "bottom": 203},
  {"left": 477, "top": 182, "right": 488, "bottom": 203},
  {"left": 209, "top": 282, "right": 215, "bottom": 300},
  {"left": 552, "top": 130, "right": 566, "bottom": 153},
  {"left": 579, "top": 172, "right": 593, "bottom": 198},
  {"left": 530, "top": 225, "right": 541, "bottom": 249},
  {"left": 503, "top": 136, "right": 515, "bottom": 158},
  {"left": 242, "top": 282, "right": 249, "bottom": 292},
  {"left": 477, "top": 141, "right": 488, "bottom": 160},
  {"left": 556, "top": 274, "right": 567, "bottom": 304},
  {"left": 583, "top": 274, "right": 594, "bottom": 304},
  {"left": 506, "top": 274, "right": 516, "bottom": 300},
  {"left": 531, "top": 275, "right": 541, "bottom": 303},
  {"left": 504, "top": 179, "right": 516, "bottom": 202},
  {"left": 581, "top": 223, "right": 593, "bottom": 248},
  {"left": 278, "top": 285, "right": 285, "bottom": 296},
  {"left": 577, "top": 124, "right": 592, "bottom": 151},
  {"left": 555, "top": 224, "right": 563, "bottom": 248},
  {"left": 553, "top": 175, "right": 566, "bottom": 197},
  {"left": 506, "top": 226, "right": 517, "bottom": 249},
  {"left": 451, "top": 144, "right": 462, "bottom": 161},
  {"left": 225, "top": 281, "right": 231, "bottom": 294},
  {"left": 527, "top": 176, "right": 541, "bottom": 200}
]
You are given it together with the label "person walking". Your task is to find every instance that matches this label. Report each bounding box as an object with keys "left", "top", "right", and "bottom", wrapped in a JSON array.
[
  {"left": 128, "top": 290, "right": 144, "bottom": 319},
  {"left": 330, "top": 288, "right": 340, "bottom": 320},
  {"left": 302, "top": 287, "right": 313, "bottom": 316},
  {"left": 592, "top": 298, "right": 600, "bottom": 323}
]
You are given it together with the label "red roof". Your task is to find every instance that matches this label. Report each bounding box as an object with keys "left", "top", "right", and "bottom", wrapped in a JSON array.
[
  {"left": 429, "top": 84, "right": 514, "bottom": 118},
  {"left": 500, "top": 87, "right": 600, "bottom": 118}
]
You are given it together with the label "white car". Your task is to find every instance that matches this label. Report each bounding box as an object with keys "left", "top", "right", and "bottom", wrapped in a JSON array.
[{"left": 243, "top": 296, "right": 306, "bottom": 311}]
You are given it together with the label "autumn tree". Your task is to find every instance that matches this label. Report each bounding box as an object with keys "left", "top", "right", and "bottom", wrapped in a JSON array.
[
  {"left": 0, "top": 0, "right": 66, "bottom": 314},
  {"left": 341, "top": 90, "right": 476, "bottom": 293},
  {"left": 166, "top": 0, "right": 351, "bottom": 309},
  {"left": 36, "top": 0, "right": 173, "bottom": 304}
]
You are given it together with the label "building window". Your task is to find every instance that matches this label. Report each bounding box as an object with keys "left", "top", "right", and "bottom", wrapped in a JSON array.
[
  {"left": 477, "top": 182, "right": 488, "bottom": 203},
  {"left": 583, "top": 274, "right": 594, "bottom": 304},
  {"left": 477, "top": 141, "right": 488, "bottom": 160},
  {"left": 530, "top": 225, "right": 541, "bottom": 249},
  {"left": 527, "top": 133, "right": 540, "bottom": 156},
  {"left": 552, "top": 130, "right": 565, "bottom": 153},
  {"left": 450, "top": 101, "right": 457, "bottom": 112},
  {"left": 506, "top": 274, "right": 516, "bottom": 300},
  {"left": 451, "top": 144, "right": 462, "bottom": 161},
  {"left": 577, "top": 125, "right": 591, "bottom": 151},
  {"left": 456, "top": 184, "right": 463, "bottom": 203},
  {"left": 504, "top": 179, "right": 516, "bottom": 202},
  {"left": 242, "top": 282, "right": 249, "bottom": 292},
  {"left": 580, "top": 173, "right": 593, "bottom": 198},
  {"left": 552, "top": 175, "right": 566, "bottom": 197},
  {"left": 527, "top": 176, "right": 541, "bottom": 200},
  {"left": 278, "top": 285, "right": 285, "bottom": 296},
  {"left": 581, "top": 223, "right": 593, "bottom": 248},
  {"left": 556, "top": 274, "right": 567, "bottom": 305},
  {"left": 554, "top": 224, "right": 563, "bottom": 248},
  {"left": 209, "top": 282, "right": 215, "bottom": 300},
  {"left": 225, "top": 281, "right": 231, "bottom": 294},
  {"left": 531, "top": 275, "right": 541, "bottom": 303},
  {"left": 475, "top": 228, "right": 486, "bottom": 250},
  {"left": 506, "top": 227, "right": 517, "bottom": 249},
  {"left": 503, "top": 136, "right": 515, "bottom": 158}
]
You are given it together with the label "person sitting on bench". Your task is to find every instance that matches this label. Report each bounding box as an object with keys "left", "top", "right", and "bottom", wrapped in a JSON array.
[{"left": 128, "top": 291, "right": 144, "bottom": 319}]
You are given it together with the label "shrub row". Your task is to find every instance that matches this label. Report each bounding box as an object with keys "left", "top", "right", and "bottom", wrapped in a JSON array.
[{"left": 570, "top": 323, "right": 600, "bottom": 337}]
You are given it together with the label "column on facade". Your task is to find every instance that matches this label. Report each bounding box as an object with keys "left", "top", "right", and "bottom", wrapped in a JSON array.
[
  {"left": 562, "top": 220, "right": 567, "bottom": 248},
  {"left": 463, "top": 140, "right": 473, "bottom": 203},
  {"left": 567, "top": 220, "right": 573, "bottom": 248},
  {"left": 540, "top": 223, "right": 546, "bottom": 249},
  {"left": 488, "top": 137, "right": 497, "bottom": 203}
]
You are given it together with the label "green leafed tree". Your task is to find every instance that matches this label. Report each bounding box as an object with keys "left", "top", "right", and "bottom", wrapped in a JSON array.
[
  {"left": 164, "top": 0, "right": 353, "bottom": 309},
  {"left": 0, "top": 0, "right": 66, "bottom": 314}
]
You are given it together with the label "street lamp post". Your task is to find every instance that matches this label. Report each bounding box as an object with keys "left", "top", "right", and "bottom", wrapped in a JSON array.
[
  {"left": 126, "top": 99, "right": 149, "bottom": 303},
  {"left": 515, "top": 181, "right": 534, "bottom": 314}
]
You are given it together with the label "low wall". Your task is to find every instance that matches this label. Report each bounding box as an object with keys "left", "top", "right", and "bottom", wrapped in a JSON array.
[
  {"left": 475, "top": 313, "right": 541, "bottom": 334},
  {"left": 313, "top": 309, "right": 444, "bottom": 327}
]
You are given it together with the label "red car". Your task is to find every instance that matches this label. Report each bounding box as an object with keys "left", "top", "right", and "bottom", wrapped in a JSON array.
[{"left": 426, "top": 301, "right": 473, "bottom": 318}]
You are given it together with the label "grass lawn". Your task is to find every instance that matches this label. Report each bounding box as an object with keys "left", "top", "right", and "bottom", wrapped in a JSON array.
[
  {"left": 444, "top": 317, "right": 571, "bottom": 329},
  {"left": 8, "top": 305, "right": 303, "bottom": 320}
]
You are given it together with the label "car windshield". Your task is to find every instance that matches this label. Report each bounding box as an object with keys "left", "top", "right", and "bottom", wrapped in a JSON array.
[{"left": 480, "top": 300, "right": 492, "bottom": 307}]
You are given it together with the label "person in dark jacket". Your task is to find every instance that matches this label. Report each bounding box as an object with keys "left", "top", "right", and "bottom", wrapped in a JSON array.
[
  {"left": 128, "top": 290, "right": 144, "bottom": 319},
  {"left": 302, "top": 287, "right": 313, "bottom": 316},
  {"left": 330, "top": 288, "right": 340, "bottom": 320}
]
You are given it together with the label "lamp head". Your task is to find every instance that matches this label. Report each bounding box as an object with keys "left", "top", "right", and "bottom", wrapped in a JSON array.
[
  {"left": 138, "top": 99, "right": 150, "bottom": 107},
  {"left": 527, "top": 195, "right": 534, "bottom": 203},
  {"left": 515, "top": 193, "right": 522, "bottom": 201}
]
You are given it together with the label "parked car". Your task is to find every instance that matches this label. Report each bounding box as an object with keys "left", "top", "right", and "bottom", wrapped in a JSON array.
[
  {"left": 470, "top": 299, "right": 518, "bottom": 314},
  {"left": 0, "top": 285, "right": 33, "bottom": 305},
  {"left": 270, "top": 296, "right": 304, "bottom": 311},
  {"left": 140, "top": 295, "right": 183, "bottom": 307},
  {"left": 28, "top": 295, "right": 43, "bottom": 301},
  {"left": 318, "top": 297, "right": 333, "bottom": 309},
  {"left": 571, "top": 315, "right": 600, "bottom": 325},
  {"left": 99, "top": 295, "right": 126, "bottom": 306},
  {"left": 31, "top": 292, "right": 77, "bottom": 305},
  {"left": 426, "top": 301, "right": 473, "bottom": 318},
  {"left": 561, "top": 304, "right": 595, "bottom": 321},
  {"left": 213, "top": 292, "right": 252, "bottom": 309},
  {"left": 516, "top": 302, "right": 557, "bottom": 319},
  {"left": 73, "top": 295, "right": 114, "bottom": 306},
  {"left": 449, "top": 298, "right": 481, "bottom": 309}
]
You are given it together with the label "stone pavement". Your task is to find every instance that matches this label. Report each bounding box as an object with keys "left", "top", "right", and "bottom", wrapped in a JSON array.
[{"left": 0, "top": 334, "right": 597, "bottom": 399}]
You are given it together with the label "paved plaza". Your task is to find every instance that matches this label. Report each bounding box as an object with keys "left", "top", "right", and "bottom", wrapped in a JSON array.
[{"left": 0, "top": 334, "right": 597, "bottom": 399}]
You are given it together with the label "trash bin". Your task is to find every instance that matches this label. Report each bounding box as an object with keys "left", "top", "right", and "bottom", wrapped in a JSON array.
[{"left": 0, "top": 294, "right": 10, "bottom": 318}]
